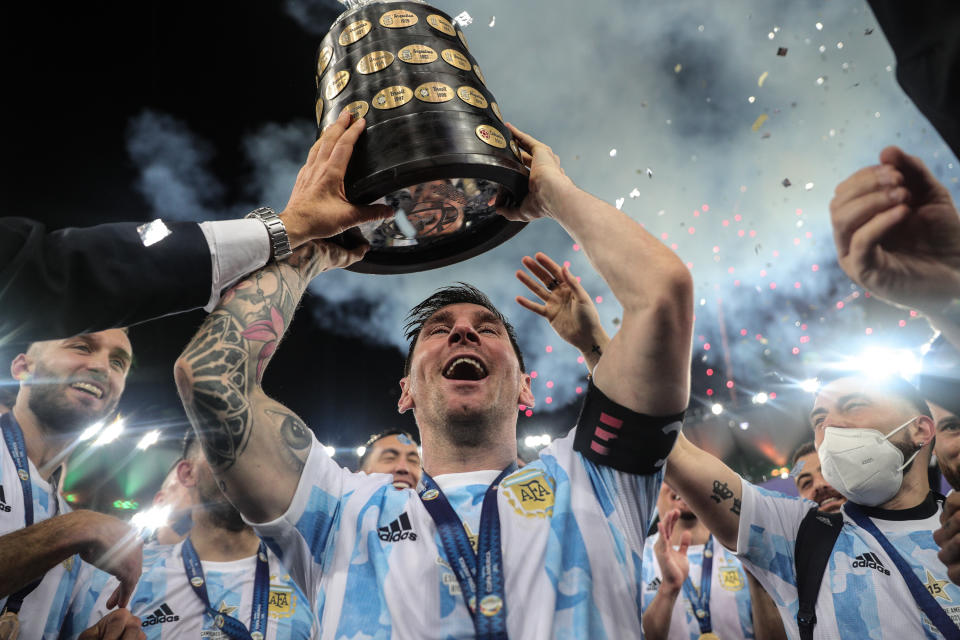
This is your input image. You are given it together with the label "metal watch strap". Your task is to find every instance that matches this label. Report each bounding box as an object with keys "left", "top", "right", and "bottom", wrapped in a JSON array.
[{"left": 245, "top": 207, "right": 292, "bottom": 261}]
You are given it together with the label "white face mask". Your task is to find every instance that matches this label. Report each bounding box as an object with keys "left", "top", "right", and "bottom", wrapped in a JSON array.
[{"left": 818, "top": 417, "right": 921, "bottom": 507}]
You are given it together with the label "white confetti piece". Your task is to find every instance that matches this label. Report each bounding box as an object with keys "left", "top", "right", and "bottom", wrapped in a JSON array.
[{"left": 453, "top": 11, "right": 473, "bottom": 27}]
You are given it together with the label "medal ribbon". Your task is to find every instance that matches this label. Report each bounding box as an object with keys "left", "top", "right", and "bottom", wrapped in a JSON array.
[
  {"left": 1, "top": 413, "right": 42, "bottom": 616},
  {"left": 419, "top": 464, "right": 515, "bottom": 640},
  {"left": 181, "top": 537, "right": 270, "bottom": 640},
  {"left": 845, "top": 503, "right": 960, "bottom": 640},
  {"left": 680, "top": 535, "right": 714, "bottom": 635}
]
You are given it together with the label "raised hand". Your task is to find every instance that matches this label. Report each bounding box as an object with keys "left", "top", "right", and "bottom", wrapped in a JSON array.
[
  {"left": 830, "top": 146, "right": 960, "bottom": 315},
  {"left": 515, "top": 252, "right": 609, "bottom": 369},
  {"left": 70, "top": 511, "right": 143, "bottom": 609},
  {"left": 497, "top": 123, "right": 576, "bottom": 223},
  {"left": 654, "top": 508, "right": 691, "bottom": 592},
  {"left": 278, "top": 109, "right": 394, "bottom": 247}
]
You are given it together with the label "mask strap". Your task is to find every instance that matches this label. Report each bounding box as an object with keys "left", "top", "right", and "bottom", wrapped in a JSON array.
[{"left": 887, "top": 416, "right": 923, "bottom": 472}]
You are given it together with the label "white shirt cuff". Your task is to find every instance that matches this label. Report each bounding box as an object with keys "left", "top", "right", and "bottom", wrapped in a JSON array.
[{"left": 199, "top": 219, "right": 271, "bottom": 312}]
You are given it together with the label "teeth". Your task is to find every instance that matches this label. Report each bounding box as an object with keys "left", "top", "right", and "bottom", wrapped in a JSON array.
[
  {"left": 71, "top": 382, "right": 102, "bottom": 398},
  {"left": 445, "top": 357, "right": 485, "bottom": 377},
  {"left": 821, "top": 497, "right": 837, "bottom": 506}
]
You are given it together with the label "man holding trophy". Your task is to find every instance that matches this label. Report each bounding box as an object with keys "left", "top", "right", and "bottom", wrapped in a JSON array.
[{"left": 174, "top": 98, "right": 693, "bottom": 638}]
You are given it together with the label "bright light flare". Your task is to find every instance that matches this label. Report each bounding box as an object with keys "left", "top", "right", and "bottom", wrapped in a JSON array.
[
  {"left": 752, "top": 392, "right": 769, "bottom": 405},
  {"left": 79, "top": 421, "right": 104, "bottom": 442},
  {"left": 800, "top": 378, "right": 820, "bottom": 393},
  {"left": 523, "top": 434, "right": 553, "bottom": 448},
  {"left": 131, "top": 504, "right": 171, "bottom": 534},
  {"left": 356, "top": 446, "right": 366, "bottom": 457},
  {"left": 711, "top": 403, "right": 723, "bottom": 415},
  {"left": 323, "top": 445, "right": 336, "bottom": 457},
  {"left": 92, "top": 417, "right": 125, "bottom": 447},
  {"left": 844, "top": 346, "right": 922, "bottom": 380},
  {"left": 136, "top": 430, "right": 161, "bottom": 451}
]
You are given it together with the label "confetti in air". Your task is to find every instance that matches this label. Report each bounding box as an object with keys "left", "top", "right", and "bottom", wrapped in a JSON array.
[
  {"left": 488, "top": 15, "right": 495, "bottom": 27},
  {"left": 453, "top": 11, "right": 473, "bottom": 27}
]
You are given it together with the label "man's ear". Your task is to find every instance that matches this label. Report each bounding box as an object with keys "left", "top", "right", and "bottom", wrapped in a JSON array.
[
  {"left": 398, "top": 377, "right": 415, "bottom": 414},
  {"left": 518, "top": 373, "right": 535, "bottom": 408},
  {"left": 175, "top": 459, "right": 197, "bottom": 488},
  {"left": 914, "top": 415, "right": 937, "bottom": 448},
  {"left": 10, "top": 353, "right": 32, "bottom": 382}
]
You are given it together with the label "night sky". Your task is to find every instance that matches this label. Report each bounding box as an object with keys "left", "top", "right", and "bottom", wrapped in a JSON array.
[{"left": 2, "top": 0, "right": 957, "bottom": 512}]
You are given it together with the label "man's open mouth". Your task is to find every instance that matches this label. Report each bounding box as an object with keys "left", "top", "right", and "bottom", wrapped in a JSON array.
[
  {"left": 442, "top": 356, "right": 488, "bottom": 381},
  {"left": 71, "top": 381, "right": 104, "bottom": 398}
]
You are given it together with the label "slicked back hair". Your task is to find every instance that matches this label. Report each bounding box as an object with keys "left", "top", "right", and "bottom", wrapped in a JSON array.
[
  {"left": 403, "top": 283, "right": 525, "bottom": 376},
  {"left": 359, "top": 429, "right": 420, "bottom": 470},
  {"left": 815, "top": 369, "right": 933, "bottom": 419}
]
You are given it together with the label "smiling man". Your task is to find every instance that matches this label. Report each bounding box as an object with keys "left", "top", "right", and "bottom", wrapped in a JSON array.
[
  {"left": 0, "top": 330, "right": 144, "bottom": 638},
  {"left": 174, "top": 112, "right": 694, "bottom": 638},
  {"left": 789, "top": 442, "right": 846, "bottom": 513},
  {"left": 358, "top": 430, "right": 421, "bottom": 490}
]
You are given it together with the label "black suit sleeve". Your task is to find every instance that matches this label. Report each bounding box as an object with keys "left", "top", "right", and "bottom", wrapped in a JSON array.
[
  {"left": 0, "top": 217, "right": 213, "bottom": 342},
  {"left": 866, "top": 0, "right": 960, "bottom": 160}
]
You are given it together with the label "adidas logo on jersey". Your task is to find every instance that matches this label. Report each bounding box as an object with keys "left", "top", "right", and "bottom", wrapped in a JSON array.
[
  {"left": 0, "top": 485, "right": 10, "bottom": 512},
  {"left": 852, "top": 552, "right": 891, "bottom": 575},
  {"left": 141, "top": 603, "right": 180, "bottom": 626},
  {"left": 379, "top": 512, "right": 417, "bottom": 542},
  {"left": 647, "top": 577, "right": 662, "bottom": 591}
]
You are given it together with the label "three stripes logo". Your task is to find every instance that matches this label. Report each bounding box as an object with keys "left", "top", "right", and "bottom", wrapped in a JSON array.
[
  {"left": 378, "top": 512, "right": 418, "bottom": 542},
  {"left": 852, "top": 552, "right": 891, "bottom": 576},
  {"left": 0, "top": 485, "right": 10, "bottom": 512},
  {"left": 142, "top": 603, "right": 180, "bottom": 626}
]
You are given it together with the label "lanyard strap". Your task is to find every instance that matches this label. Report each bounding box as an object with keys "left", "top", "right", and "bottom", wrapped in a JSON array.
[
  {"left": 680, "top": 535, "right": 714, "bottom": 634},
  {"left": 181, "top": 538, "right": 271, "bottom": 640},
  {"left": 419, "top": 464, "right": 516, "bottom": 640},
  {"left": 1, "top": 413, "right": 42, "bottom": 616},
  {"left": 845, "top": 503, "right": 960, "bottom": 640}
]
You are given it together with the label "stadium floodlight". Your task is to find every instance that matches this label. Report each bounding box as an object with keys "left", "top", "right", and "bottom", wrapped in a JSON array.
[
  {"left": 846, "top": 346, "right": 921, "bottom": 380},
  {"left": 752, "top": 392, "right": 769, "bottom": 405},
  {"left": 799, "top": 378, "right": 820, "bottom": 393},
  {"left": 79, "top": 421, "right": 104, "bottom": 442},
  {"left": 131, "top": 504, "right": 172, "bottom": 534},
  {"left": 711, "top": 403, "right": 723, "bottom": 415},
  {"left": 356, "top": 446, "right": 366, "bottom": 457},
  {"left": 523, "top": 435, "right": 539, "bottom": 448},
  {"left": 92, "top": 416, "right": 125, "bottom": 447},
  {"left": 540, "top": 434, "right": 551, "bottom": 446},
  {"left": 136, "top": 430, "right": 161, "bottom": 451},
  {"left": 324, "top": 445, "right": 336, "bottom": 457}
]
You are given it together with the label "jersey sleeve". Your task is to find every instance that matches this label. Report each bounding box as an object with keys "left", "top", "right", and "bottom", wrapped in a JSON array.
[
  {"left": 730, "top": 480, "right": 813, "bottom": 609},
  {"left": 247, "top": 435, "right": 390, "bottom": 605},
  {"left": 58, "top": 561, "right": 113, "bottom": 640}
]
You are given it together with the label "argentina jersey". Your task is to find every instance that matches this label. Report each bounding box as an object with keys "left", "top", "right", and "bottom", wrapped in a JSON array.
[
  {"left": 735, "top": 481, "right": 960, "bottom": 639},
  {"left": 0, "top": 432, "right": 80, "bottom": 640},
  {"left": 250, "top": 427, "right": 661, "bottom": 639},
  {"left": 59, "top": 541, "right": 316, "bottom": 639},
  {"left": 641, "top": 534, "right": 755, "bottom": 640}
]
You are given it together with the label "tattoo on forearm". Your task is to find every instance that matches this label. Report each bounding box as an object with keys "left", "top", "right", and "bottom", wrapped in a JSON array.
[
  {"left": 177, "top": 245, "right": 326, "bottom": 472},
  {"left": 731, "top": 497, "right": 742, "bottom": 516},
  {"left": 709, "top": 479, "right": 734, "bottom": 504},
  {"left": 267, "top": 408, "right": 311, "bottom": 472},
  {"left": 591, "top": 344, "right": 603, "bottom": 356}
]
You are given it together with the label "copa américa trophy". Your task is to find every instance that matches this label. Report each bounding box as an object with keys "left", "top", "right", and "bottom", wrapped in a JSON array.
[{"left": 316, "top": 0, "right": 529, "bottom": 274}]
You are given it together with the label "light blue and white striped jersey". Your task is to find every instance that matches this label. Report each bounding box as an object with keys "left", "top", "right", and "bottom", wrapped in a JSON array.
[
  {"left": 641, "top": 533, "right": 754, "bottom": 640},
  {"left": 251, "top": 429, "right": 661, "bottom": 639},
  {"left": 0, "top": 435, "right": 80, "bottom": 640},
  {"left": 735, "top": 481, "right": 960, "bottom": 639},
  {"left": 60, "top": 540, "right": 316, "bottom": 640}
]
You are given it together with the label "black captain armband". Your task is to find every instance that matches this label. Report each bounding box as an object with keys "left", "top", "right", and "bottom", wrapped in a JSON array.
[{"left": 572, "top": 380, "right": 684, "bottom": 475}]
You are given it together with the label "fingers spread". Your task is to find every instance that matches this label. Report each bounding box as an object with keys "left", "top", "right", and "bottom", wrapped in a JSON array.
[
  {"left": 516, "top": 269, "right": 552, "bottom": 301},
  {"left": 522, "top": 254, "right": 557, "bottom": 286},
  {"left": 533, "top": 252, "right": 563, "bottom": 277},
  {"left": 515, "top": 294, "right": 548, "bottom": 317}
]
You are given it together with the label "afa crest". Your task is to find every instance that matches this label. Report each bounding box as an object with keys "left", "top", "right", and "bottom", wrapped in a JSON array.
[
  {"left": 268, "top": 585, "right": 296, "bottom": 618},
  {"left": 719, "top": 567, "right": 744, "bottom": 591},
  {"left": 501, "top": 468, "right": 555, "bottom": 518}
]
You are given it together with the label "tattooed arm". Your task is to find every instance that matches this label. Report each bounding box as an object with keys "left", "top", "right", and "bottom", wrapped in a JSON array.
[
  {"left": 663, "top": 434, "right": 743, "bottom": 551},
  {"left": 174, "top": 111, "right": 391, "bottom": 522}
]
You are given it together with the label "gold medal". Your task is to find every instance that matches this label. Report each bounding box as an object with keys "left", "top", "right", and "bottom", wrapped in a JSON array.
[
  {"left": 0, "top": 611, "right": 20, "bottom": 640},
  {"left": 698, "top": 634, "right": 720, "bottom": 640}
]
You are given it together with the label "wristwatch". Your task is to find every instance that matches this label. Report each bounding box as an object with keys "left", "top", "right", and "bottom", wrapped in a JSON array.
[{"left": 245, "top": 207, "right": 293, "bottom": 261}]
